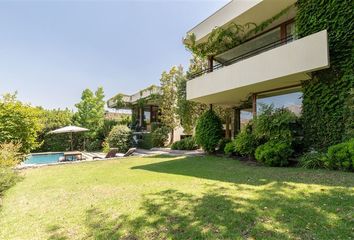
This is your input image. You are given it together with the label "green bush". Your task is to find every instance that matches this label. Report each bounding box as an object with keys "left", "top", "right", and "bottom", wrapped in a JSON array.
[
  {"left": 138, "top": 133, "right": 153, "bottom": 149},
  {"left": 171, "top": 137, "right": 199, "bottom": 150},
  {"left": 106, "top": 125, "right": 132, "bottom": 153},
  {"left": 224, "top": 142, "right": 235, "bottom": 155},
  {"left": 299, "top": 151, "right": 326, "bottom": 169},
  {"left": 151, "top": 126, "right": 170, "bottom": 147},
  {"left": 234, "top": 129, "right": 258, "bottom": 157},
  {"left": 253, "top": 105, "right": 299, "bottom": 143},
  {"left": 255, "top": 140, "right": 293, "bottom": 167},
  {"left": 0, "top": 168, "right": 20, "bottom": 196},
  {"left": 0, "top": 142, "right": 24, "bottom": 167},
  {"left": 325, "top": 139, "right": 354, "bottom": 171},
  {"left": 217, "top": 138, "right": 231, "bottom": 153},
  {"left": 195, "top": 110, "right": 224, "bottom": 153}
]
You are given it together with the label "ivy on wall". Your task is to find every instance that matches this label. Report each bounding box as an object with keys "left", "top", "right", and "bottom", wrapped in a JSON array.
[{"left": 297, "top": 0, "right": 354, "bottom": 150}]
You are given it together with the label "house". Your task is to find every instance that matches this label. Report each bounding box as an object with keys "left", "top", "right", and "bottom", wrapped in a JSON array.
[
  {"left": 184, "top": 0, "right": 329, "bottom": 138},
  {"left": 107, "top": 85, "right": 186, "bottom": 143}
]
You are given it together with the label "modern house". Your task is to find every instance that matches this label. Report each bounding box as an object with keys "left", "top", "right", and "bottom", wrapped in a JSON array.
[
  {"left": 107, "top": 85, "right": 186, "bottom": 142},
  {"left": 184, "top": 0, "right": 329, "bottom": 138}
]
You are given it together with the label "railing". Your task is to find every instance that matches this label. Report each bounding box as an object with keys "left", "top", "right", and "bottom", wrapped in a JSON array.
[{"left": 188, "top": 35, "right": 294, "bottom": 80}]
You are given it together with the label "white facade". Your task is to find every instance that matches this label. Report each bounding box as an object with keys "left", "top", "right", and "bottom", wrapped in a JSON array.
[{"left": 185, "top": 0, "right": 330, "bottom": 108}]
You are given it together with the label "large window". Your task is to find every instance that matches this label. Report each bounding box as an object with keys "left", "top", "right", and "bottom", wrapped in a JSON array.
[
  {"left": 257, "top": 91, "right": 302, "bottom": 116},
  {"left": 214, "top": 20, "right": 295, "bottom": 64}
]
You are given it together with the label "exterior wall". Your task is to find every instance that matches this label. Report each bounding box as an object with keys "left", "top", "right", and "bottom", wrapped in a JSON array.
[
  {"left": 187, "top": 30, "right": 329, "bottom": 106},
  {"left": 187, "top": 0, "right": 260, "bottom": 42},
  {"left": 187, "top": 0, "right": 297, "bottom": 44}
]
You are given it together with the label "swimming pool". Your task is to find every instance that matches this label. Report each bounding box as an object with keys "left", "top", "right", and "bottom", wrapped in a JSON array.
[{"left": 24, "top": 153, "right": 64, "bottom": 165}]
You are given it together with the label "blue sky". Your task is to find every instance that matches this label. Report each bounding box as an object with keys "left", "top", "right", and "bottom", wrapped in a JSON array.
[{"left": 0, "top": 0, "right": 228, "bottom": 109}]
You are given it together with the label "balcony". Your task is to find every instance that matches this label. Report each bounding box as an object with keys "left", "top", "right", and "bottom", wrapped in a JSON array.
[{"left": 186, "top": 30, "right": 329, "bottom": 106}]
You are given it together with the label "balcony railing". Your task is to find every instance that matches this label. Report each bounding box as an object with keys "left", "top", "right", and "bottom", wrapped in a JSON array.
[{"left": 188, "top": 35, "right": 294, "bottom": 80}]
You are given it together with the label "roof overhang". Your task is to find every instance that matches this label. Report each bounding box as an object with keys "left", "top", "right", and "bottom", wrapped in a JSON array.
[{"left": 185, "top": 0, "right": 297, "bottom": 45}]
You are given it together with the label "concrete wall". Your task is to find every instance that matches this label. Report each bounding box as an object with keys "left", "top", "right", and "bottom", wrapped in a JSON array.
[{"left": 186, "top": 30, "right": 329, "bottom": 106}]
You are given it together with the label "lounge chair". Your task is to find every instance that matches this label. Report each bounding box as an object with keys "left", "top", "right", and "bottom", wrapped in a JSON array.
[{"left": 93, "top": 148, "right": 136, "bottom": 159}]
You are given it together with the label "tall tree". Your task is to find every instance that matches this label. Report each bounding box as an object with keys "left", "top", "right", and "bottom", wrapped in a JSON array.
[
  {"left": 159, "top": 66, "right": 181, "bottom": 143},
  {"left": 73, "top": 87, "right": 106, "bottom": 149}
]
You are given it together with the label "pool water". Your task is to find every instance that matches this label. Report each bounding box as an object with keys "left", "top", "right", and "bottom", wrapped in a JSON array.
[{"left": 24, "top": 153, "right": 64, "bottom": 165}]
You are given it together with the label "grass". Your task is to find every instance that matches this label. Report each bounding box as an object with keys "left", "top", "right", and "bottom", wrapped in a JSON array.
[{"left": 0, "top": 155, "right": 353, "bottom": 240}]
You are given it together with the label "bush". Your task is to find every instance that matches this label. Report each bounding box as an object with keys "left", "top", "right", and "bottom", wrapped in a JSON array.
[
  {"left": 234, "top": 129, "right": 258, "bottom": 157},
  {"left": 253, "top": 105, "right": 299, "bottom": 144},
  {"left": 224, "top": 142, "right": 235, "bottom": 155},
  {"left": 195, "top": 110, "right": 224, "bottom": 153},
  {"left": 299, "top": 151, "right": 326, "bottom": 169},
  {"left": 151, "top": 126, "right": 170, "bottom": 147},
  {"left": 0, "top": 142, "right": 24, "bottom": 167},
  {"left": 0, "top": 168, "right": 20, "bottom": 196},
  {"left": 106, "top": 125, "right": 132, "bottom": 153},
  {"left": 171, "top": 137, "right": 199, "bottom": 150},
  {"left": 138, "top": 133, "right": 153, "bottom": 149},
  {"left": 255, "top": 140, "right": 293, "bottom": 167},
  {"left": 325, "top": 138, "right": 354, "bottom": 171},
  {"left": 217, "top": 138, "right": 231, "bottom": 153}
]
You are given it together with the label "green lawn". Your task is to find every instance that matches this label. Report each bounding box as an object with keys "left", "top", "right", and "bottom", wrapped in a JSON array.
[{"left": 0, "top": 155, "right": 353, "bottom": 240}]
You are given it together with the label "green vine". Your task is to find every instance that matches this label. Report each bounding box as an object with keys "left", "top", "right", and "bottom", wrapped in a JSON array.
[
  {"left": 297, "top": 0, "right": 354, "bottom": 150},
  {"left": 112, "top": 94, "right": 131, "bottom": 109},
  {"left": 184, "top": 6, "right": 292, "bottom": 58}
]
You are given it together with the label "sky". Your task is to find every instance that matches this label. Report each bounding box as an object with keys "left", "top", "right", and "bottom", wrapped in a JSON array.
[{"left": 0, "top": 0, "right": 229, "bottom": 110}]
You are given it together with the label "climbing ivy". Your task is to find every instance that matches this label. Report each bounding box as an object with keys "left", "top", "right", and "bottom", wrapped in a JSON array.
[
  {"left": 184, "top": 6, "right": 292, "bottom": 58},
  {"left": 297, "top": 0, "right": 354, "bottom": 150}
]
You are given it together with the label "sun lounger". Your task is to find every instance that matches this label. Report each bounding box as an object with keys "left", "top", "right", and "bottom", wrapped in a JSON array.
[{"left": 93, "top": 148, "right": 136, "bottom": 159}]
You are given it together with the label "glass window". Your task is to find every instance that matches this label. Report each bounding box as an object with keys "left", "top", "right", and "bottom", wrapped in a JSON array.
[
  {"left": 257, "top": 92, "right": 302, "bottom": 116},
  {"left": 215, "top": 27, "right": 281, "bottom": 64}
]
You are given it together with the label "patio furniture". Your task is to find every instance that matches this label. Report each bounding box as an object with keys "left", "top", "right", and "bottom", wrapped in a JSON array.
[
  {"left": 59, "top": 151, "right": 85, "bottom": 162},
  {"left": 93, "top": 148, "right": 136, "bottom": 159}
]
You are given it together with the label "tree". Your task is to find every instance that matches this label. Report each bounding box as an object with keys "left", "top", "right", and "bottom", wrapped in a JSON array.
[
  {"left": 73, "top": 87, "right": 106, "bottom": 150},
  {"left": 0, "top": 93, "right": 43, "bottom": 153},
  {"left": 159, "top": 66, "right": 181, "bottom": 143},
  {"left": 195, "top": 109, "right": 224, "bottom": 153},
  {"left": 36, "top": 108, "right": 73, "bottom": 152}
]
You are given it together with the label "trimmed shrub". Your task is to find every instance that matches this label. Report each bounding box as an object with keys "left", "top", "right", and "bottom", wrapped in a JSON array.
[
  {"left": 224, "top": 142, "right": 235, "bottom": 155},
  {"left": 0, "top": 142, "right": 24, "bottom": 167},
  {"left": 106, "top": 125, "right": 132, "bottom": 152},
  {"left": 234, "top": 129, "right": 258, "bottom": 157},
  {"left": 138, "top": 133, "right": 153, "bottom": 149},
  {"left": 171, "top": 137, "right": 199, "bottom": 150},
  {"left": 325, "top": 138, "right": 354, "bottom": 171},
  {"left": 255, "top": 140, "right": 293, "bottom": 167},
  {"left": 217, "top": 138, "right": 231, "bottom": 153},
  {"left": 195, "top": 110, "right": 224, "bottom": 153},
  {"left": 299, "top": 151, "right": 326, "bottom": 169},
  {"left": 151, "top": 126, "right": 170, "bottom": 147}
]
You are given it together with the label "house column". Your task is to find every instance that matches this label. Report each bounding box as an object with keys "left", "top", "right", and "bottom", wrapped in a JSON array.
[
  {"left": 149, "top": 105, "right": 153, "bottom": 123},
  {"left": 225, "top": 115, "right": 231, "bottom": 139},
  {"left": 208, "top": 56, "right": 214, "bottom": 72},
  {"left": 252, "top": 94, "right": 257, "bottom": 118},
  {"left": 232, "top": 108, "right": 241, "bottom": 139},
  {"left": 139, "top": 107, "right": 143, "bottom": 127}
]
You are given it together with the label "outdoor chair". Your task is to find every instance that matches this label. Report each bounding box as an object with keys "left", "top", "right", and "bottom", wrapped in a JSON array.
[{"left": 93, "top": 148, "right": 136, "bottom": 159}]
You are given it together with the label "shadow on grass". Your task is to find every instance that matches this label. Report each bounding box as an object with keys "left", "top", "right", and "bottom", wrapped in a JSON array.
[
  {"left": 81, "top": 185, "right": 353, "bottom": 239},
  {"left": 132, "top": 155, "right": 354, "bottom": 187}
]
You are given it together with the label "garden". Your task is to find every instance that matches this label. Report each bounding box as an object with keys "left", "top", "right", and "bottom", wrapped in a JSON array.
[{"left": 0, "top": 155, "right": 353, "bottom": 239}]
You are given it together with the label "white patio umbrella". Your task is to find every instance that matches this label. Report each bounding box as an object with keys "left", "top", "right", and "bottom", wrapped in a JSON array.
[{"left": 49, "top": 125, "right": 89, "bottom": 151}]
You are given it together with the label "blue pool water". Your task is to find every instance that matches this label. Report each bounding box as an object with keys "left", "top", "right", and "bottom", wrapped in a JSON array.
[{"left": 24, "top": 153, "right": 64, "bottom": 165}]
